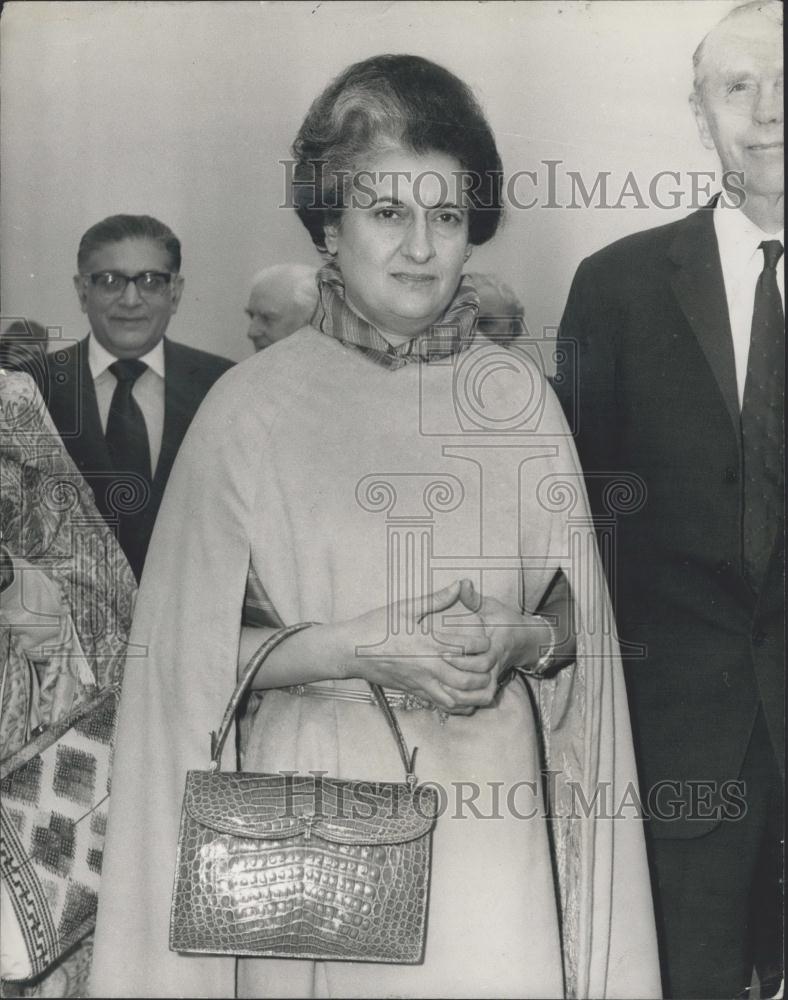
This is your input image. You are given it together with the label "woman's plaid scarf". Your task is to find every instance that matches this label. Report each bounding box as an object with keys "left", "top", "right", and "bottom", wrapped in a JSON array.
[{"left": 312, "top": 260, "right": 480, "bottom": 370}]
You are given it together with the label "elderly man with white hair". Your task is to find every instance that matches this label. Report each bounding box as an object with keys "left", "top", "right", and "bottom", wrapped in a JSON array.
[
  {"left": 556, "top": 2, "right": 783, "bottom": 997},
  {"left": 245, "top": 263, "right": 318, "bottom": 351}
]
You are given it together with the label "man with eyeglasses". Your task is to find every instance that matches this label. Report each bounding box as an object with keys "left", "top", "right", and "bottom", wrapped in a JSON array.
[{"left": 46, "top": 214, "right": 233, "bottom": 580}]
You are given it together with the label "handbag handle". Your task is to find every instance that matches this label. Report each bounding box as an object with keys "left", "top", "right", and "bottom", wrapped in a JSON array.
[{"left": 210, "top": 623, "right": 420, "bottom": 785}]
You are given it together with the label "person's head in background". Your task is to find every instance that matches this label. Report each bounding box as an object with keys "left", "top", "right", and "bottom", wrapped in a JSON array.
[
  {"left": 73, "top": 215, "right": 185, "bottom": 360},
  {"left": 0, "top": 319, "right": 50, "bottom": 390},
  {"left": 690, "top": 0, "right": 783, "bottom": 232},
  {"left": 245, "top": 264, "right": 318, "bottom": 351},
  {"left": 468, "top": 273, "right": 526, "bottom": 346}
]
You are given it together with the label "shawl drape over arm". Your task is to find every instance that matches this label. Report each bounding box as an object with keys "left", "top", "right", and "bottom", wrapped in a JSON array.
[
  {"left": 90, "top": 367, "right": 260, "bottom": 998},
  {"left": 520, "top": 380, "right": 661, "bottom": 998}
]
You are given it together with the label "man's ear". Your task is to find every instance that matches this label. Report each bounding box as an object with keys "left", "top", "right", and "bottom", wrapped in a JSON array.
[
  {"left": 169, "top": 275, "right": 185, "bottom": 315},
  {"left": 73, "top": 275, "right": 89, "bottom": 314},
  {"left": 690, "top": 91, "right": 716, "bottom": 151}
]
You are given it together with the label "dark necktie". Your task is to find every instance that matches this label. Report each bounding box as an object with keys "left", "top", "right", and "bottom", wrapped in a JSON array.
[
  {"left": 105, "top": 359, "right": 152, "bottom": 580},
  {"left": 741, "top": 239, "right": 784, "bottom": 587},
  {"left": 106, "top": 359, "right": 152, "bottom": 481}
]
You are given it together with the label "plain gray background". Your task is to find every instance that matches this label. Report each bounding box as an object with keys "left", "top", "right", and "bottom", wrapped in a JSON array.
[{"left": 1, "top": 0, "right": 737, "bottom": 362}]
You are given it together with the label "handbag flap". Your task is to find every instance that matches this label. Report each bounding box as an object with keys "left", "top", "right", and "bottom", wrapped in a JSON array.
[{"left": 183, "top": 770, "right": 437, "bottom": 845}]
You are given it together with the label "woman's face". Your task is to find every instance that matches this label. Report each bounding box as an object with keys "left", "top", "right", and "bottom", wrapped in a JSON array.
[{"left": 324, "top": 147, "right": 471, "bottom": 341}]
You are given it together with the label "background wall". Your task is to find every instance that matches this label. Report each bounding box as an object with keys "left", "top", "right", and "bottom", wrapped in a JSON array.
[{"left": 1, "top": 0, "right": 736, "bottom": 362}]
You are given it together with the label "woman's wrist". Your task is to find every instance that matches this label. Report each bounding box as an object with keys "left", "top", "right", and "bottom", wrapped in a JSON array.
[
  {"left": 243, "top": 620, "right": 364, "bottom": 689},
  {"left": 516, "top": 613, "right": 557, "bottom": 676},
  {"left": 326, "top": 619, "right": 361, "bottom": 681},
  {"left": 530, "top": 614, "right": 558, "bottom": 673}
]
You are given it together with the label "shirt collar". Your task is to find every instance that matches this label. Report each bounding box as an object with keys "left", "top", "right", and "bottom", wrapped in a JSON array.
[
  {"left": 87, "top": 334, "right": 166, "bottom": 379},
  {"left": 714, "top": 198, "right": 785, "bottom": 274}
]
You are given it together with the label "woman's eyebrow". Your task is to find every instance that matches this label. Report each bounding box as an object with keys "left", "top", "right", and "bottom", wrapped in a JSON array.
[
  {"left": 366, "top": 193, "right": 466, "bottom": 210},
  {"left": 367, "top": 194, "right": 405, "bottom": 207}
]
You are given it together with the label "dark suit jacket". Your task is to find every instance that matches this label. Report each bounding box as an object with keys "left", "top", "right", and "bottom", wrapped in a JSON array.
[
  {"left": 555, "top": 206, "right": 784, "bottom": 838},
  {"left": 46, "top": 336, "right": 234, "bottom": 580}
]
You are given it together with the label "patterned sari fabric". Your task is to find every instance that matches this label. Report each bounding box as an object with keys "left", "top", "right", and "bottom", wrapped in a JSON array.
[{"left": 0, "top": 372, "right": 136, "bottom": 998}]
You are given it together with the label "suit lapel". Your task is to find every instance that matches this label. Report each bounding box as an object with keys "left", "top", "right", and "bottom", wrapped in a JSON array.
[
  {"left": 668, "top": 206, "right": 740, "bottom": 434},
  {"left": 68, "top": 338, "right": 113, "bottom": 473},
  {"left": 154, "top": 340, "right": 198, "bottom": 492}
]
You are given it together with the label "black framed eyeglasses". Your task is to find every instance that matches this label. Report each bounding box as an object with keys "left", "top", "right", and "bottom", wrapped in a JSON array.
[{"left": 83, "top": 271, "right": 175, "bottom": 299}]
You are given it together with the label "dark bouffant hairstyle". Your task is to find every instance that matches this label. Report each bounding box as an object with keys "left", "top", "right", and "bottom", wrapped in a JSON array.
[
  {"left": 291, "top": 54, "right": 504, "bottom": 251},
  {"left": 77, "top": 215, "right": 181, "bottom": 272}
]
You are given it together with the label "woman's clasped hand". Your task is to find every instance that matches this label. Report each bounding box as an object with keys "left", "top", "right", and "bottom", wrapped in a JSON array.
[
  {"left": 336, "top": 579, "right": 491, "bottom": 714},
  {"left": 335, "top": 578, "right": 551, "bottom": 714}
]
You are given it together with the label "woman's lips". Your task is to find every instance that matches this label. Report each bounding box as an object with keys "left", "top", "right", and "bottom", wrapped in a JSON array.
[{"left": 391, "top": 273, "right": 437, "bottom": 285}]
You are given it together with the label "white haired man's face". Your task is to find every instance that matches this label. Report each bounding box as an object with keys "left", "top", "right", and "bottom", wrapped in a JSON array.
[
  {"left": 691, "top": 10, "right": 783, "bottom": 201},
  {"left": 246, "top": 279, "right": 307, "bottom": 351}
]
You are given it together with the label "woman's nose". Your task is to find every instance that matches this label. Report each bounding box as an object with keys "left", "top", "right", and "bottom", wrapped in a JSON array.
[{"left": 401, "top": 219, "right": 436, "bottom": 263}]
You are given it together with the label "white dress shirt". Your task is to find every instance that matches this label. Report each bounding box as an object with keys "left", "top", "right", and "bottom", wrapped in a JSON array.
[
  {"left": 713, "top": 201, "right": 784, "bottom": 409},
  {"left": 87, "top": 335, "right": 166, "bottom": 476}
]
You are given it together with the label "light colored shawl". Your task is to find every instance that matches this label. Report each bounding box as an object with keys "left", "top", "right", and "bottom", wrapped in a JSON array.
[{"left": 91, "top": 313, "right": 660, "bottom": 998}]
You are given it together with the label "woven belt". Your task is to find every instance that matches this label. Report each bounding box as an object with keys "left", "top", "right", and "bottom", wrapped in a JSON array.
[{"left": 284, "top": 683, "right": 447, "bottom": 719}]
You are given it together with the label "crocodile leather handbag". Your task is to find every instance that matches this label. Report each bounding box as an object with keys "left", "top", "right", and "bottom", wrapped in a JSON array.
[{"left": 169, "top": 623, "right": 439, "bottom": 964}]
